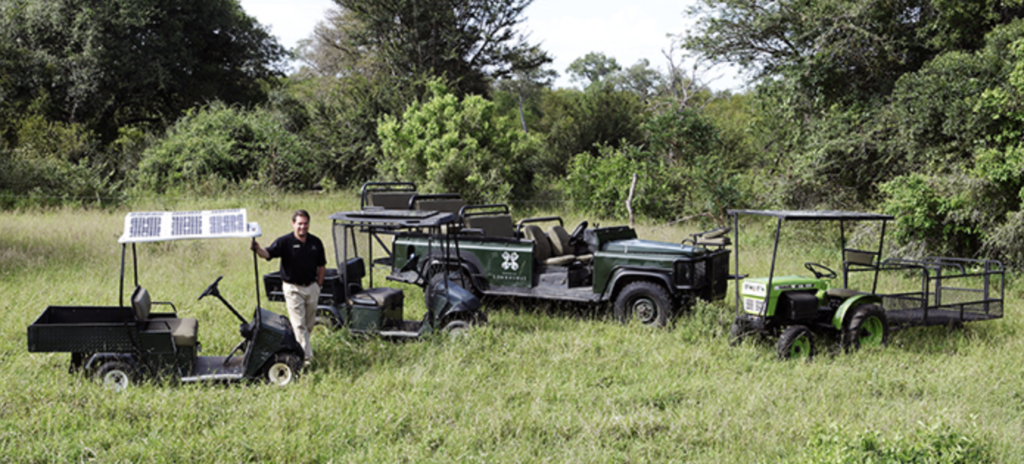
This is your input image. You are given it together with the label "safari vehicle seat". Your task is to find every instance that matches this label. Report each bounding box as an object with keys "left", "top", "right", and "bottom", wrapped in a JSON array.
[
  {"left": 465, "top": 214, "right": 515, "bottom": 238},
  {"left": 367, "top": 191, "right": 416, "bottom": 210},
  {"left": 132, "top": 286, "right": 198, "bottom": 348},
  {"left": 523, "top": 225, "right": 576, "bottom": 266},
  {"left": 547, "top": 225, "right": 594, "bottom": 264},
  {"left": 344, "top": 257, "right": 404, "bottom": 308}
]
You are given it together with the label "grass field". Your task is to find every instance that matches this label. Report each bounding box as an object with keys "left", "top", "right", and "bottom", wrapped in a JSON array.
[{"left": 2, "top": 192, "right": 1022, "bottom": 462}]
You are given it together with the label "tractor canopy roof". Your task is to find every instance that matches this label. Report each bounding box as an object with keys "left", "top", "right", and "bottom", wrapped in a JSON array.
[{"left": 727, "top": 210, "right": 893, "bottom": 222}]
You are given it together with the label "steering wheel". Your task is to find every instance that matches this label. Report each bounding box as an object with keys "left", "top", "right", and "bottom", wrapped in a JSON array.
[
  {"left": 568, "top": 221, "right": 589, "bottom": 246},
  {"left": 198, "top": 275, "right": 224, "bottom": 300},
  {"left": 804, "top": 262, "right": 837, "bottom": 280}
]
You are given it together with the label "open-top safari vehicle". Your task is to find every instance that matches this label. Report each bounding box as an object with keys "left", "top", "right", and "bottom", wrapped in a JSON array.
[
  {"left": 264, "top": 207, "right": 484, "bottom": 338},
  {"left": 27, "top": 209, "right": 305, "bottom": 391},
  {"left": 358, "top": 182, "right": 731, "bottom": 327},
  {"left": 728, "top": 209, "right": 1004, "bottom": 360}
]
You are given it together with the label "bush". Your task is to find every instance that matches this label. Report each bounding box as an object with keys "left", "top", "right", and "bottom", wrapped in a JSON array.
[
  {"left": 564, "top": 144, "right": 684, "bottom": 220},
  {"left": 0, "top": 115, "right": 120, "bottom": 207},
  {"left": 136, "top": 102, "right": 319, "bottom": 193},
  {"left": 377, "top": 79, "right": 543, "bottom": 204}
]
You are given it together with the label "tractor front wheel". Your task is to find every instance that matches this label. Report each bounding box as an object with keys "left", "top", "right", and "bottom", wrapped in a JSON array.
[
  {"left": 613, "top": 281, "right": 672, "bottom": 327},
  {"left": 843, "top": 304, "right": 889, "bottom": 350},
  {"left": 777, "top": 325, "right": 814, "bottom": 361}
]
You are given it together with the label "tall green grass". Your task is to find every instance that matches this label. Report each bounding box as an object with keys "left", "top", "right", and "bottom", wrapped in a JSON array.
[{"left": 2, "top": 194, "right": 1021, "bottom": 462}]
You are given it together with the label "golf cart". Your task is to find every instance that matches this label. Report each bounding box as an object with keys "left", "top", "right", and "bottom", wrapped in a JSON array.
[
  {"left": 728, "top": 210, "right": 1004, "bottom": 360},
  {"left": 264, "top": 208, "right": 484, "bottom": 338},
  {"left": 27, "top": 209, "right": 305, "bottom": 390},
  {"left": 361, "top": 182, "right": 731, "bottom": 327}
]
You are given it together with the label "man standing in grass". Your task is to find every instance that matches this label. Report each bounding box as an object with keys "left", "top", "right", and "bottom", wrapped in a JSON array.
[{"left": 251, "top": 210, "right": 326, "bottom": 365}]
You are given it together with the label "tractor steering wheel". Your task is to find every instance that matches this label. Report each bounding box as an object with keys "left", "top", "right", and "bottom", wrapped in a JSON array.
[
  {"left": 804, "top": 262, "right": 837, "bottom": 280},
  {"left": 568, "top": 221, "right": 589, "bottom": 246}
]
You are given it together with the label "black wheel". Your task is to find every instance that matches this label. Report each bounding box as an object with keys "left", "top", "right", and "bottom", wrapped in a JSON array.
[
  {"left": 777, "top": 325, "right": 814, "bottom": 361},
  {"left": 450, "top": 268, "right": 482, "bottom": 299},
  {"left": 95, "top": 361, "right": 134, "bottom": 392},
  {"left": 442, "top": 319, "right": 471, "bottom": 337},
  {"left": 729, "top": 321, "right": 746, "bottom": 346},
  {"left": 843, "top": 304, "right": 889, "bottom": 350},
  {"left": 316, "top": 307, "right": 342, "bottom": 329},
  {"left": 263, "top": 353, "right": 302, "bottom": 386},
  {"left": 613, "top": 281, "right": 672, "bottom": 327}
]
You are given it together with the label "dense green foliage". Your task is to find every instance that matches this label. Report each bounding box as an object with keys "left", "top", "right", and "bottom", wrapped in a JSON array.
[
  {"left": 136, "top": 102, "right": 320, "bottom": 194},
  {"left": 378, "top": 80, "right": 542, "bottom": 203}
]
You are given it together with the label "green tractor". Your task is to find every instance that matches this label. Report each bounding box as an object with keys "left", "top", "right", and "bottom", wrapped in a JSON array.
[{"left": 728, "top": 210, "right": 1004, "bottom": 360}]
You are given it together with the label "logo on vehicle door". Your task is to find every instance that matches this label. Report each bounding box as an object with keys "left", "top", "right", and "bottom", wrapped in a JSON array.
[{"left": 501, "top": 251, "right": 520, "bottom": 271}]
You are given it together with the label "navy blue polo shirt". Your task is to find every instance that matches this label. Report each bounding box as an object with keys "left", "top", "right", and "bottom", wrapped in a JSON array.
[{"left": 265, "top": 232, "right": 327, "bottom": 286}]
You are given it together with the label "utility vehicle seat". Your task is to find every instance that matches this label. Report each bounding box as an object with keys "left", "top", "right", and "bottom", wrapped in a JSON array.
[
  {"left": 343, "top": 257, "right": 403, "bottom": 307},
  {"left": 132, "top": 286, "right": 198, "bottom": 348},
  {"left": 414, "top": 199, "right": 466, "bottom": 214},
  {"left": 367, "top": 191, "right": 415, "bottom": 210},
  {"left": 465, "top": 214, "right": 515, "bottom": 238},
  {"left": 547, "top": 225, "right": 593, "bottom": 264},
  {"left": 523, "top": 225, "right": 576, "bottom": 266}
]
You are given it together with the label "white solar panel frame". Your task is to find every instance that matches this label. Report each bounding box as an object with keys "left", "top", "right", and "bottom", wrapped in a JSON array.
[{"left": 118, "top": 209, "right": 262, "bottom": 243}]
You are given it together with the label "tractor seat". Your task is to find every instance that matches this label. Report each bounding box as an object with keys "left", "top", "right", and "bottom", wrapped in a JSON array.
[
  {"left": 826, "top": 288, "right": 862, "bottom": 299},
  {"left": 132, "top": 286, "right": 198, "bottom": 348}
]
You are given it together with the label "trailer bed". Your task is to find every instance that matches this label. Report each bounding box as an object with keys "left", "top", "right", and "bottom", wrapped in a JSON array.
[{"left": 27, "top": 306, "right": 138, "bottom": 353}]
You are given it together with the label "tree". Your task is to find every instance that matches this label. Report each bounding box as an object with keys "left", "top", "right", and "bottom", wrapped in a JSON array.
[
  {"left": 566, "top": 52, "right": 621, "bottom": 88},
  {"left": 0, "top": 0, "right": 287, "bottom": 144},
  {"left": 328, "top": 0, "right": 551, "bottom": 96},
  {"left": 377, "top": 79, "right": 543, "bottom": 203},
  {"left": 683, "top": 0, "right": 1024, "bottom": 108}
]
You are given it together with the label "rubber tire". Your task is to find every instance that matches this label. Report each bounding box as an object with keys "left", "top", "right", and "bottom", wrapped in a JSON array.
[
  {"left": 96, "top": 361, "right": 134, "bottom": 392},
  {"left": 843, "top": 304, "right": 889, "bottom": 350},
  {"left": 613, "top": 281, "right": 672, "bottom": 327},
  {"left": 777, "top": 325, "right": 814, "bottom": 361},
  {"left": 316, "top": 307, "right": 342, "bottom": 330},
  {"left": 263, "top": 353, "right": 302, "bottom": 386},
  {"left": 729, "top": 321, "right": 745, "bottom": 346},
  {"left": 442, "top": 319, "right": 471, "bottom": 337}
]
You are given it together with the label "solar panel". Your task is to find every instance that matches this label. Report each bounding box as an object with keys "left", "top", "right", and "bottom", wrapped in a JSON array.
[{"left": 119, "top": 209, "right": 262, "bottom": 243}]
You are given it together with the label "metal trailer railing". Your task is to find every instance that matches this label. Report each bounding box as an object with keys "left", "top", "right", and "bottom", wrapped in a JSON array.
[{"left": 846, "top": 256, "right": 1004, "bottom": 328}]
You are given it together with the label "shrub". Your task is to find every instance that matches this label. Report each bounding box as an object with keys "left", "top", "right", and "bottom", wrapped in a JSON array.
[
  {"left": 377, "top": 79, "right": 543, "bottom": 204},
  {"left": 136, "top": 102, "right": 318, "bottom": 193}
]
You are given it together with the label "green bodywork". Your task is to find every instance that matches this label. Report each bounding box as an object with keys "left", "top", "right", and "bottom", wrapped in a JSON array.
[
  {"left": 394, "top": 225, "right": 720, "bottom": 301},
  {"left": 740, "top": 275, "right": 883, "bottom": 330}
]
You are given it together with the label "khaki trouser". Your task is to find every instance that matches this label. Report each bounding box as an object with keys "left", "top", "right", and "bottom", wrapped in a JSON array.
[{"left": 282, "top": 281, "right": 319, "bottom": 361}]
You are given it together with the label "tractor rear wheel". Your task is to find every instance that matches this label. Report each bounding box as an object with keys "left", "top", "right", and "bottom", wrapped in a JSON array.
[
  {"left": 843, "top": 304, "right": 889, "bottom": 350},
  {"left": 777, "top": 325, "right": 814, "bottom": 361}
]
